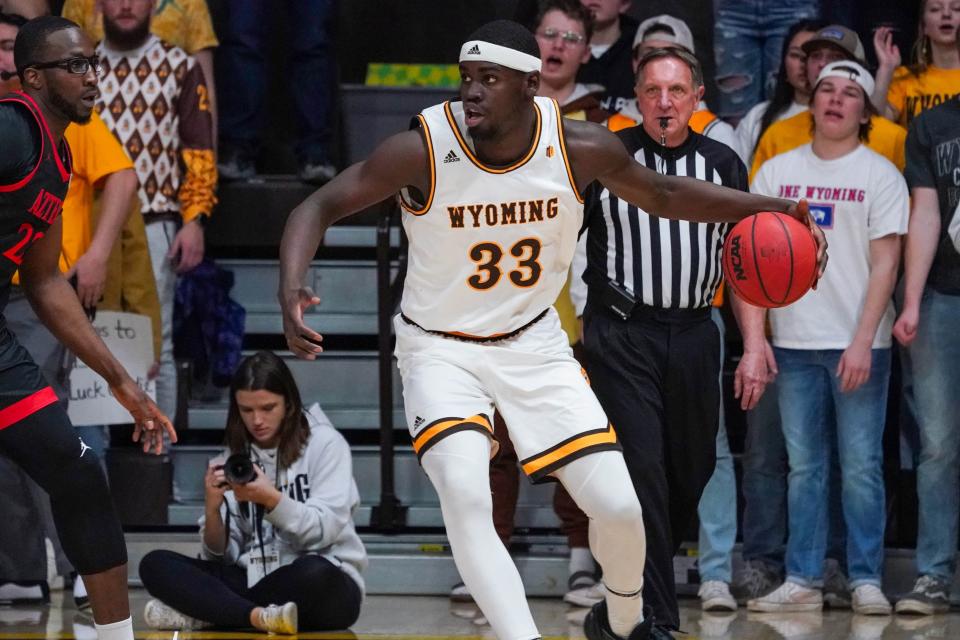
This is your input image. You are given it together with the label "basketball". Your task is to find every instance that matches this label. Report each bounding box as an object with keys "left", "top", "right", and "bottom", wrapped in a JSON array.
[{"left": 722, "top": 211, "right": 818, "bottom": 308}]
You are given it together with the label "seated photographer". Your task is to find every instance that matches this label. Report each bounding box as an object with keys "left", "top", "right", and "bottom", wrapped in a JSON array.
[{"left": 138, "top": 351, "right": 367, "bottom": 634}]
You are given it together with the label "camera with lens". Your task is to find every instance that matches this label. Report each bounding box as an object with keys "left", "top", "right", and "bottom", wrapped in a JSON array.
[{"left": 222, "top": 453, "right": 256, "bottom": 485}]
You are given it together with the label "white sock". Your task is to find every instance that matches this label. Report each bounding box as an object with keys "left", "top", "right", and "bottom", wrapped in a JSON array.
[
  {"left": 569, "top": 546, "right": 594, "bottom": 578},
  {"left": 94, "top": 616, "right": 134, "bottom": 640},
  {"left": 606, "top": 587, "right": 644, "bottom": 638}
]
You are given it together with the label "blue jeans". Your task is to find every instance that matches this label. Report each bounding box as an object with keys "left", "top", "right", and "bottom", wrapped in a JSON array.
[
  {"left": 217, "top": 0, "right": 337, "bottom": 164},
  {"left": 742, "top": 380, "right": 848, "bottom": 574},
  {"left": 698, "top": 310, "right": 736, "bottom": 583},
  {"left": 713, "top": 0, "right": 820, "bottom": 120},
  {"left": 911, "top": 289, "right": 960, "bottom": 580},
  {"left": 776, "top": 347, "right": 890, "bottom": 587},
  {"left": 741, "top": 379, "right": 786, "bottom": 569}
]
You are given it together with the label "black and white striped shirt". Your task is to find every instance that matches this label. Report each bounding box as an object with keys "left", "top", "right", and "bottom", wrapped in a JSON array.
[{"left": 582, "top": 126, "right": 748, "bottom": 309}]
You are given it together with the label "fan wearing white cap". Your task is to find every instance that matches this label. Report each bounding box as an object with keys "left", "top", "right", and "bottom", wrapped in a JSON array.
[
  {"left": 750, "top": 24, "right": 909, "bottom": 181},
  {"left": 747, "top": 58, "right": 908, "bottom": 617},
  {"left": 604, "top": 14, "right": 746, "bottom": 163}
]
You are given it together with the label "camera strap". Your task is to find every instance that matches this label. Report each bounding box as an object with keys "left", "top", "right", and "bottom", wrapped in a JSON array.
[{"left": 246, "top": 448, "right": 282, "bottom": 587}]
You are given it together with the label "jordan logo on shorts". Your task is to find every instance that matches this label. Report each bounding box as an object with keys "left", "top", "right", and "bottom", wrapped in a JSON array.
[{"left": 78, "top": 438, "right": 92, "bottom": 458}]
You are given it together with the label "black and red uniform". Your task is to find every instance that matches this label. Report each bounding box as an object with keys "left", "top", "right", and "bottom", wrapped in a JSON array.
[{"left": 0, "top": 92, "right": 125, "bottom": 575}]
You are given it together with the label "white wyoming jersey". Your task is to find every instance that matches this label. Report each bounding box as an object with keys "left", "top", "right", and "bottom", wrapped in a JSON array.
[{"left": 398, "top": 96, "right": 584, "bottom": 338}]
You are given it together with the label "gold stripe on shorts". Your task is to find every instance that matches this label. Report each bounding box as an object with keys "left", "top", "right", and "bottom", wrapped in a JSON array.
[
  {"left": 520, "top": 423, "right": 620, "bottom": 481},
  {"left": 413, "top": 413, "right": 493, "bottom": 460}
]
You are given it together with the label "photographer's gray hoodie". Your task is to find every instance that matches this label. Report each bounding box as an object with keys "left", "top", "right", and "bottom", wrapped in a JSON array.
[{"left": 200, "top": 404, "right": 368, "bottom": 592}]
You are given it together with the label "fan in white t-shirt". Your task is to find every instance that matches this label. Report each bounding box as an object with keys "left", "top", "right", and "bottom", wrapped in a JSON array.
[
  {"left": 747, "top": 60, "right": 908, "bottom": 616},
  {"left": 752, "top": 66, "right": 909, "bottom": 353}
]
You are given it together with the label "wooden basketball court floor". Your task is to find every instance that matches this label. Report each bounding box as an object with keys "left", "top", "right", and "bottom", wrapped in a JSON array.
[{"left": 2, "top": 588, "right": 960, "bottom": 640}]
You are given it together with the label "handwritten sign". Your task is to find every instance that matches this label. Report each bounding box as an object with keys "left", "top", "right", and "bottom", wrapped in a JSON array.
[{"left": 67, "top": 312, "right": 155, "bottom": 426}]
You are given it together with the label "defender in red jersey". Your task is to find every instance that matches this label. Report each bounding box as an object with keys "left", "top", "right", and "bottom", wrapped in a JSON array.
[{"left": 0, "top": 16, "right": 175, "bottom": 640}]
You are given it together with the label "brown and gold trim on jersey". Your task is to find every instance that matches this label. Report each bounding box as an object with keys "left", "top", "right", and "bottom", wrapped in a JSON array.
[
  {"left": 553, "top": 99, "right": 584, "bottom": 205},
  {"left": 443, "top": 101, "right": 542, "bottom": 174},
  {"left": 401, "top": 308, "right": 549, "bottom": 343},
  {"left": 520, "top": 422, "right": 620, "bottom": 482},
  {"left": 412, "top": 413, "right": 494, "bottom": 460},
  {"left": 399, "top": 114, "right": 436, "bottom": 215}
]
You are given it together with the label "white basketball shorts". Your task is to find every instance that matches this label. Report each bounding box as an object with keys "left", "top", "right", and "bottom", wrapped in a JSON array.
[{"left": 394, "top": 308, "right": 619, "bottom": 482}]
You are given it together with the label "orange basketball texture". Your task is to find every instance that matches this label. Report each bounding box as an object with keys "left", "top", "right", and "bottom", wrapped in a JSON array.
[{"left": 722, "top": 212, "right": 817, "bottom": 308}]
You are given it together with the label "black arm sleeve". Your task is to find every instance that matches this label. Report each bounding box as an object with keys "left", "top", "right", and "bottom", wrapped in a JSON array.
[{"left": 0, "top": 104, "right": 41, "bottom": 185}]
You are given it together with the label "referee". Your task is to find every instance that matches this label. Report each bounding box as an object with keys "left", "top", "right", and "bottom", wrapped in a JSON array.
[{"left": 574, "top": 47, "right": 772, "bottom": 633}]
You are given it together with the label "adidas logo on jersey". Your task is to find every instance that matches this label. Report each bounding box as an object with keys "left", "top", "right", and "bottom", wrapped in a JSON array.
[
  {"left": 414, "top": 416, "right": 425, "bottom": 428},
  {"left": 443, "top": 150, "right": 460, "bottom": 163},
  {"left": 467, "top": 44, "right": 481, "bottom": 55}
]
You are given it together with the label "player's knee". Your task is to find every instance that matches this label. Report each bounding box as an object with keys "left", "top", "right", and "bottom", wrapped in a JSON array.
[
  {"left": 427, "top": 461, "right": 492, "bottom": 515},
  {"left": 46, "top": 445, "right": 108, "bottom": 502},
  {"left": 593, "top": 490, "right": 644, "bottom": 533}
]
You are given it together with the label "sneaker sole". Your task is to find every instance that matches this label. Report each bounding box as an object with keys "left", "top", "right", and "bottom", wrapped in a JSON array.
[
  {"left": 895, "top": 600, "right": 949, "bottom": 615},
  {"left": 702, "top": 598, "right": 737, "bottom": 612},
  {"left": 853, "top": 602, "right": 892, "bottom": 616},
  {"left": 748, "top": 602, "right": 823, "bottom": 613}
]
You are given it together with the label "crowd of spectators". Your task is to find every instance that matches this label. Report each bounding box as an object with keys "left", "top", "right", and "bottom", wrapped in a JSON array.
[{"left": 2, "top": 0, "right": 960, "bottom": 636}]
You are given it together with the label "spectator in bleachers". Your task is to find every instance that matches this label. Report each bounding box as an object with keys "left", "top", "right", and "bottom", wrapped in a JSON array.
[
  {"left": 0, "top": 9, "right": 142, "bottom": 610},
  {"left": 0, "top": 0, "right": 46, "bottom": 18},
  {"left": 750, "top": 25, "right": 908, "bottom": 180},
  {"left": 872, "top": 0, "right": 960, "bottom": 129},
  {"left": 61, "top": 0, "right": 219, "bottom": 140},
  {"left": 449, "top": 0, "right": 607, "bottom": 611},
  {"left": 216, "top": 0, "right": 337, "bottom": 184},
  {"left": 535, "top": 0, "right": 608, "bottom": 123},
  {"left": 576, "top": 0, "right": 637, "bottom": 114},
  {"left": 728, "top": 21, "right": 834, "bottom": 608},
  {"left": 63, "top": 0, "right": 214, "bottom": 367},
  {"left": 736, "top": 20, "right": 828, "bottom": 168},
  {"left": 605, "top": 14, "right": 746, "bottom": 163},
  {"left": 94, "top": 0, "right": 216, "bottom": 430},
  {"left": 138, "top": 351, "right": 366, "bottom": 634},
  {"left": 712, "top": 0, "right": 820, "bottom": 124},
  {"left": 748, "top": 60, "right": 908, "bottom": 615},
  {"left": 891, "top": 30, "right": 960, "bottom": 615}
]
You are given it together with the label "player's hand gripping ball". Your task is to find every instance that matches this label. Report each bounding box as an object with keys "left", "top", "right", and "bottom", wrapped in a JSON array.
[{"left": 722, "top": 211, "right": 818, "bottom": 308}]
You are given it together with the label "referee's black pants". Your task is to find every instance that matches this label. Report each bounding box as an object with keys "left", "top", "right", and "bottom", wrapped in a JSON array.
[{"left": 584, "top": 302, "right": 721, "bottom": 631}]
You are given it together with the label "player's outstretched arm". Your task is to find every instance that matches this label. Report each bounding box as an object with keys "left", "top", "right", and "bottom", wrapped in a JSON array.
[
  {"left": 19, "top": 217, "right": 175, "bottom": 454},
  {"left": 565, "top": 120, "right": 798, "bottom": 223},
  {"left": 279, "top": 128, "right": 430, "bottom": 359},
  {"left": 564, "top": 121, "right": 827, "bottom": 278}
]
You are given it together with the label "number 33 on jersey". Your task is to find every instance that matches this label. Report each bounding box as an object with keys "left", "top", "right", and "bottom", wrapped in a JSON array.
[{"left": 398, "top": 96, "right": 584, "bottom": 339}]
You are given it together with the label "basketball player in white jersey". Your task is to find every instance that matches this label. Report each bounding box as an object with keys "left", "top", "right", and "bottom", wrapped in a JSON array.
[{"left": 279, "top": 20, "right": 825, "bottom": 640}]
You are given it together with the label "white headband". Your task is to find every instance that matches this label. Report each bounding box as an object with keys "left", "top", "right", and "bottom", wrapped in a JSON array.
[{"left": 459, "top": 40, "right": 541, "bottom": 73}]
